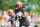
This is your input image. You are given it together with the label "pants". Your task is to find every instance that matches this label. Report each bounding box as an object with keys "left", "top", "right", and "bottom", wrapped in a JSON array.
[{"left": 19, "top": 19, "right": 29, "bottom": 27}]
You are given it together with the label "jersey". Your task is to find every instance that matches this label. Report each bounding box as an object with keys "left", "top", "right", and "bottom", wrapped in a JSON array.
[
  {"left": 15, "top": 7, "right": 26, "bottom": 14},
  {"left": 15, "top": 7, "right": 26, "bottom": 20},
  {"left": 9, "top": 13, "right": 15, "bottom": 24}
]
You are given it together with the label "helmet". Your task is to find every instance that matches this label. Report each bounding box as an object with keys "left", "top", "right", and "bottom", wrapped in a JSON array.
[
  {"left": 9, "top": 9, "right": 13, "bottom": 14},
  {"left": 16, "top": 1, "right": 22, "bottom": 8}
]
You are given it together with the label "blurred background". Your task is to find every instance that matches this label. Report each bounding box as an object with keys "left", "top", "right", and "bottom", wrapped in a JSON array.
[
  {"left": 0, "top": 0, "right": 40, "bottom": 27},
  {"left": 0, "top": 0, "right": 40, "bottom": 14}
]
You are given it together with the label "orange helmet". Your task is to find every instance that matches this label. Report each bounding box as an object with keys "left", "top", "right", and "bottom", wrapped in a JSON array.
[
  {"left": 9, "top": 9, "right": 13, "bottom": 14},
  {"left": 16, "top": 1, "right": 22, "bottom": 8}
]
